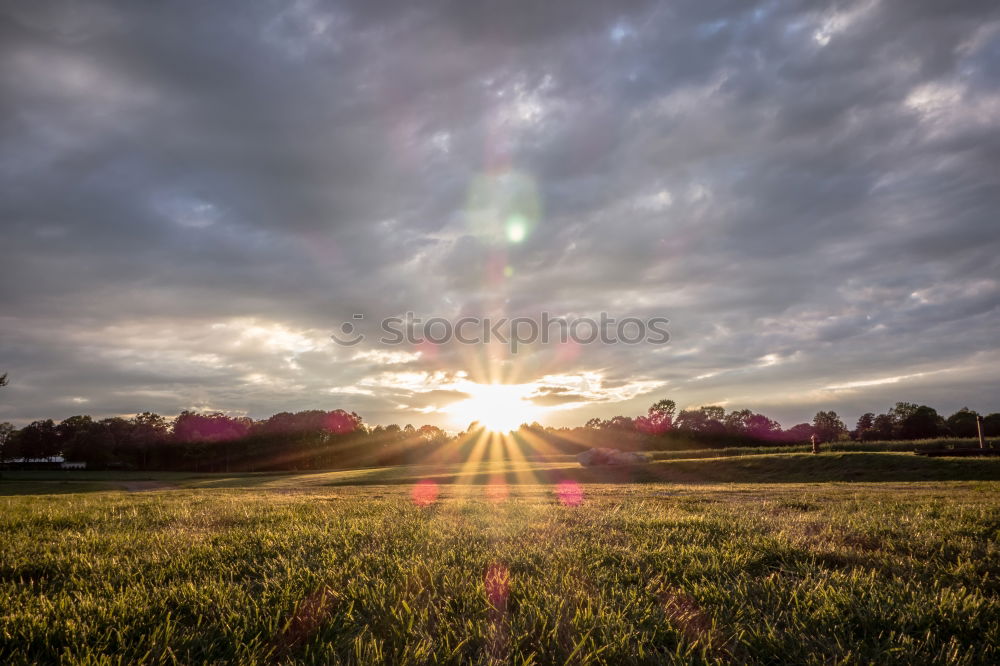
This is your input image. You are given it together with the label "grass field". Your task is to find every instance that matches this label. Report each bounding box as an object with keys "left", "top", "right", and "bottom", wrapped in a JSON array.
[{"left": 2, "top": 453, "right": 999, "bottom": 664}]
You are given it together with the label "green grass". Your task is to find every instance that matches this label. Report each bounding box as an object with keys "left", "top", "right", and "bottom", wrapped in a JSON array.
[
  {"left": 299, "top": 451, "right": 1000, "bottom": 486},
  {"left": 517, "top": 437, "right": 991, "bottom": 463},
  {"left": 1, "top": 462, "right": 999, "bottom": 663},
  {"left": 648, "top": 437, "right": 990, "bottom": 458},
  {"left": 6, "top": 450, "right": 1000, "bottom": 494}
]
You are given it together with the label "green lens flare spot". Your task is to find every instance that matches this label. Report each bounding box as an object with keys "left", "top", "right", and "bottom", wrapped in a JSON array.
[{"left": 506, "top": 215, "right": 527, "bottom": 243}]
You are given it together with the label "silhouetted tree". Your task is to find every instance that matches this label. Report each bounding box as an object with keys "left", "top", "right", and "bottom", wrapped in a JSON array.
[
  {"left": 869, "top": 413, "right": 895, "bottom": 440},
  {"left": 700, "top": 406, "right": 725, "bottom": 421},
  {"left": 607, "top": 415, "right": 636, "bottom": 431},
  {"left": 0, "top": 422, "right": 14, "bottom": 467},
  {"left": 650, "top": 399, "right": 676, "bottom": 419},
  {"left": 854, "top": 413, "right": 875, "bottom": 440},
  {"left": 899, "top": 405, "right": 942, "bottom": 440},
  {"left": 745, "top": 413, "right": 781, "bottom": 440},
  {"left": 636, "top": 399, "right": 675, "bottom": 435},
  {"left": 812, "top": 411, "right": 846, "bottom": 442},
  {"left": 981, "top": 413, "right": 1000, "bottom": 437},
  {"left": 723, "top": 409, "right": 753, "bottom": 433},
  {"left": 418, "top": 425, "right": 448, "bottom": 445},
  {"left": 784, "top": 423, "right": 815, "bottom": 442},
  {"left": 674, "top": 408, "right": 725, "bottom": 434},
  {"left": 130, "top": 412, "right": 169, "bottom": 469},
  {"left": 18, "top": 419, "right": 59, "bottom": 460},
  {"left": 59, "top": 415, "right": 111, "bottom": 468},
  {"left": 324, "top": 409, "right": 362, "bottom": 434},
  {"left": 173, "top": 411, "right": 249, "bottom": 443},
  {"left": 945, "top": 408, "right": 980, "bottom": 438},
  {"left": 890, "top": 402, "right": 919, "bottom": 426}
]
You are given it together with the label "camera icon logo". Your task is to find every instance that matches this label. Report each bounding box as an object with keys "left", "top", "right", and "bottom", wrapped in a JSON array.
[{"left": 330, "top": 314, "right": 365, "bottom": 346}]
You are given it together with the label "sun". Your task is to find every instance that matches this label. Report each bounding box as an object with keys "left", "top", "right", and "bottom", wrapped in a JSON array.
[{"left": 447, "top": 383, "right": 541, "bottom": 433}]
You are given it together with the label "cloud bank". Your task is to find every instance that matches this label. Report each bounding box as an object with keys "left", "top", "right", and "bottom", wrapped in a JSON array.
[{"left": 2, "top": 0, "right": 999, "bottom": 428}]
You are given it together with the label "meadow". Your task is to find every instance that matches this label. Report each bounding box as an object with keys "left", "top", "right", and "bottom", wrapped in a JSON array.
[{"left": 2, "top": 451, "right": 999, "bottom": 664}]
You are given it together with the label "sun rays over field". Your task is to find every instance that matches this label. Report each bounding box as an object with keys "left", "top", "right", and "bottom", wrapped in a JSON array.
[{"left": 446, "top": 382, "right": 542, "bottom": 433}]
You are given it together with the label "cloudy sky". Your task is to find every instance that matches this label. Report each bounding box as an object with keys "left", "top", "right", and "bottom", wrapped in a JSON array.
[{"left": 2, "top": 0, "right": 999, "bottom": 430}]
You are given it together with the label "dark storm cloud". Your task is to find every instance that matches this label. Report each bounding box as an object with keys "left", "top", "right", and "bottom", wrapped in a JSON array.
[{"left": 2, "top": 0, "right": 999, "bottom": 428}]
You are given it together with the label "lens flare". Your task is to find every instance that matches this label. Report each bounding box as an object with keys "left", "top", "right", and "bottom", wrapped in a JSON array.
[
  {"left": 486, "top": 476, "right": 510, "bottom": 503},
  {"left": 464, "top": 170, "right": 540, "bottom": 246},
  {"left": 556, "top": 479, "right": 583, "bottom": 506},
  {"left": 411, "top": 479, "right": 439, "bottom": 507},
  {"left": 505, "top": 215, "right": 527, "bottom": 243}
]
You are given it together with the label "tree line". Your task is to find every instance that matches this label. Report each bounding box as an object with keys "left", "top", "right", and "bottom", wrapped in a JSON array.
[
  {"left": 550, "top": 400, "right": 997, "bottom": 451},
  {"left": 0, "top": 410, "right": 448, "bottom": 472},
  {"left": 0, "top": 397, "right": 996, "bottom": 472}
]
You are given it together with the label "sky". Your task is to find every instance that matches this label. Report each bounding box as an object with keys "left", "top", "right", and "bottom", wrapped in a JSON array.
[{"left": 2, "top": 0, "right": 999, "bottom": 431}]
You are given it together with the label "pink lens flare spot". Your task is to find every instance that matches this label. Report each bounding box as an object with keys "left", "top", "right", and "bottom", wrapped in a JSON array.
[
  {"left": 556, "top": 480, "right": 583, "bottom": 506},
  {"left": 486, "top": 476, "right": 509, "bottom": 504},
  {"left": 411, "top": 479, "right": 439, "bottom": 507},
  {"left": 554, "top": 339, "right": 582, "bottom": 365},
  {"left": 484, "top": 562, "right": 510, "bottom": 609},
  {"left": 414, "top": 339, "right": 439, "bottom": 358}
]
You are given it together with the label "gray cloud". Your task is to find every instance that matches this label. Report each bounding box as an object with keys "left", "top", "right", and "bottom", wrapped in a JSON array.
[{"left": 2, "top": 0, "right": 999, "bottom": 429}]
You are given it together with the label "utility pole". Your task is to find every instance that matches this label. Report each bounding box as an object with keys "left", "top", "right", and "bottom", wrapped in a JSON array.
[
  {"left": 976, "top": 414, "right": 987, "bottom": 449},
  {"left": 0, "top": 373, "right": 7, "bottom": 481}
]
